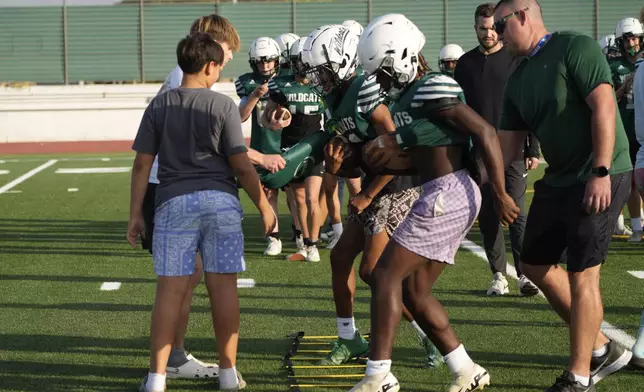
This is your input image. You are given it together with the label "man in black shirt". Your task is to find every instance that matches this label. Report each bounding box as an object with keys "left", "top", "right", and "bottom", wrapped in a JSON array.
[{"left": 454, "top": 2, "right": 540, "bottom": 296}]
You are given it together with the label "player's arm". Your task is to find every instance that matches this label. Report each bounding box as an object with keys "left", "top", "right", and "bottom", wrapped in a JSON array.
[
  {"left": 235, "top": 78, "right": 267, "bottom": 122},
  {"left": 260, "top": 80, "right": 292, "bottom": 130},
  {"left": 127, "top": 104, "right": 158, "bottom": 247},
  {"left": 221, "top": 102, "right": 275, "bottom": 235}
]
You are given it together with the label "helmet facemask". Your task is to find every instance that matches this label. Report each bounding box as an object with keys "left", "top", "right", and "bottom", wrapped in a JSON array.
[
  {"left": 373, "top": 51, "right": 417, "bottom": 100},
  {"left": 305, "top": 43, "right": 353, "bottom": 97}
]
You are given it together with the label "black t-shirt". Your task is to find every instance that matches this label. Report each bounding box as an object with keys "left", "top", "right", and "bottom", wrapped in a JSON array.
[{"left": 454, "top": 46, "right": 539, "bottom": 158}]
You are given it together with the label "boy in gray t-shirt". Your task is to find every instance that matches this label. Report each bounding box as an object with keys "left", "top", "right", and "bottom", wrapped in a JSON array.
[{"left": 127, "top": 33, "right": 275, "bottom": 392}]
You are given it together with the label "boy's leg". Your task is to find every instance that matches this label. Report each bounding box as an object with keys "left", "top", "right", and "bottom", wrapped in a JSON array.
[
  {"left": 145, "top": 193, "right": 202, "bottom": 391},
  {"left": 287, "top": 182, "right": 309, "bottom": 261},
  {"left": 304, "top": 171, "right": 324, "bottom": 262},
  {"left": 199, "top": 190, "right": 247, "bottom": 390}
]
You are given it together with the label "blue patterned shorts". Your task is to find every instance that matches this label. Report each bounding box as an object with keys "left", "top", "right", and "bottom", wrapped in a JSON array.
[{"left": 152, "top": 190, "right": 245, "bottom": 276}]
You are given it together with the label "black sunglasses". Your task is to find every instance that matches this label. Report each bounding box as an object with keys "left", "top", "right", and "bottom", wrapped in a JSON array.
[{"left": 493, "top": 7, "right": 528, "bottom": 35}]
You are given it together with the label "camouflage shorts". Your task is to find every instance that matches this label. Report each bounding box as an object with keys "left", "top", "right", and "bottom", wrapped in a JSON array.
[{"left": 348, "top": 187, "right": 421, "bottom": 236}]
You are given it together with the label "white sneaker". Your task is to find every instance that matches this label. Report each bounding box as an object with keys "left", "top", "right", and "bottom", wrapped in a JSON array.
[
  {"left": 327, "top": 233, "right": 341, "bottom": 249},
  {"left": 486, "top": 272, "right": 509, "bottom": 296},
  {"left": 627, "top": 231, "right": 642, "bottom": 242},
  {"left": 263, "top": 237, "right": 282, "bottom": 256},
  {"left": 166, "top": 354, "right": 219, "bottom": 379},
  {"left": 295, "top": 234, "right": 304, "bottom": 251},
  {"left": 449, "top": 364, "right": 490, "bottom": 392},
  {"left": 306, "top": 245, "right": 320, "bottom": 262},
  {"left": 219, "top": 370, "right": 247, "bottom": 391},
  {"left": 518, "top": 275, "right": 540, "bottom": 297},
  {"left": 349, "top": 372, "right": 400, "bottom": 392}
]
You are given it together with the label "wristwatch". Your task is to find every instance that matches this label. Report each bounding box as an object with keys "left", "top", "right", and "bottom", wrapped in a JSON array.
[{"left": 591, "top": 166, "right": 609, "bottom": 177}]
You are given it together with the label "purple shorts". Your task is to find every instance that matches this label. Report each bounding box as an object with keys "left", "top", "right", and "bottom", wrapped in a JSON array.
[{"left": 392, "top": 169, "right": 481, "bottom": 264}]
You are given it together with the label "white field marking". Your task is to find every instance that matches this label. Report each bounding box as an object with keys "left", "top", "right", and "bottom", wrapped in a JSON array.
[
  {"left": 55, "top": 167, "right": 130, "bottom": 174},
  {"left": 0, "top": 159, "right": 57, "bottom": 194},
  {"left": 460, "top": 239, "right": 637, "bottom": 349},
  {"left": 67, "top": 188, "right": 79, "bottom": 192},
  {"left": 628, "top": 271, "right": 644, "bottom": 279},
  {"left": 0, "top": 157, "right": 133, "bottom": 163},
  {"left": 237, "top": 278, "right": 256, "bottom": 288},
  {"left": 100, "top": 282, "right": 122, "bottom": 291},
  {"left": 0, "top": 170, "right": 9, "bottom": 175},
  {"left": 5, "top": 190, "right": 22, "bottom": 194}
]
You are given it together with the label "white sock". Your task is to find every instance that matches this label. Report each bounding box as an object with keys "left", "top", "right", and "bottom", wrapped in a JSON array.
[
  {"left": 365, "top": 359, "right": 391, "bottom": 376},
  {"left": 632, "top": 217, "right": 643, "bottom": 232},
  {"left": 409, "top": 320, "right": 427, "bottom": 340},
  {"left": 219, "top": 367, "right": 238, "bottom": 389},
  {"left": 444, "top": 344, "right": 475, "bottom": 375},
  {"left": 592, "top": 344, "right": 608, "bottom": 357},
  {"left": 145, "top": 373, "right": 166, "bottom": 392},
  {"left": 337, "top": 317, "right": 356, "bottom": 340},
  {"left": 572, "top": 373, "right": 590, "bottom": 387},
  {"left": 332, "top": 223, "right": 343, "bottom": 235}
]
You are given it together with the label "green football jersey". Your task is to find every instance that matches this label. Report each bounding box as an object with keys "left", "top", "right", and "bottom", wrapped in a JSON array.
[
  {"left": 609, "top": 57, "right": 636, "bottom": 140},
  {"left": 324, "top": 74, "right": 382, "bottom": 143},
  {"left": 268, "top": 74, "right": 324, "bottom": 115},
  {"left": 392, "top": 72, "right": 470, "bottom": 149},
  {"left": 235, "top": 72, "right": 281, "bottom": 155}
]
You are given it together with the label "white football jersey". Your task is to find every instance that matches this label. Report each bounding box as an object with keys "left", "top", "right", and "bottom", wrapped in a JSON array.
[{"left": 147, "top": 65, "right": 217, "bottom": 184}]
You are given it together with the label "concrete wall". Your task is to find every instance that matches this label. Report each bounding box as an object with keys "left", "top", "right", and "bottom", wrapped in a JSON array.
[{"left": 0, "top": 83, "right": 251, "bottom": 144}]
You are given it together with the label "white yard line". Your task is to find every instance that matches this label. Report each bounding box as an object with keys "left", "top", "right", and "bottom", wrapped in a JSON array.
[
  {"left": 237, "top": 278, "right": 256, "bottom": 288},
  {"left": 0, "top": 170, "right": 9, "bottom": 175},
  {"left": 0, "top": 159, "right": 57, "bottom": 194},
  {"left": 55, "top": 167, "right": 130, "bottom": 174},
  {"left": 0, "top": 157, "right": 133, "bottom": 163},
  {"left": 460, "top": 239, "right": 636, "bottom": 349},
  {"left": 628, "top": 271, "right": 644, "bottom": 280},
  {"left": 100, "top": 282, "right": 122, "bottom": 291}
]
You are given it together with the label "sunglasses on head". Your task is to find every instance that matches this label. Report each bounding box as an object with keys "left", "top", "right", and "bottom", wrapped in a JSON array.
[{"left": 493, "top": 7, "right": 529, "bottom": 35}]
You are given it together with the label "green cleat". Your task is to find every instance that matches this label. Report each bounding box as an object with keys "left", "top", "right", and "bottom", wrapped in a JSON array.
[
  {"left": 319, "top": 331, "right": 369, "bottom": 366},
  {"left": 421, "top": 336, "right": 444, "bottom": 369}
]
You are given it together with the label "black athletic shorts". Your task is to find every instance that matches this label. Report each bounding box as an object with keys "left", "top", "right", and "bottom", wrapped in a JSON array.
[
  {"left": 141, "top": 183, "right": 157, "bottom": 254},
  {"left": 521, "top": 172, "right": 631, "bottom": 272},
  {"left": 629, "top": 138, "right": 640, "bottom": 165}
]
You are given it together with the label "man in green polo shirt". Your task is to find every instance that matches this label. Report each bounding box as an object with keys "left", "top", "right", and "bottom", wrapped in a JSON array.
[{"left": 494, "top": 1, "right": 633, "bottom": 391}]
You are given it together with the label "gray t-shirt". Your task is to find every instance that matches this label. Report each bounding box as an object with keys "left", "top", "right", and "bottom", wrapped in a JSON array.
[{"left": 132, "top": 88, "right": 248, "bottom": 206}]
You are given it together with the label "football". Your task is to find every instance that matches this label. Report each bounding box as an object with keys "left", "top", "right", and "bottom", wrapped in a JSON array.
[{"left": 275, "top": 104, "right": 292, "bottom": 121}]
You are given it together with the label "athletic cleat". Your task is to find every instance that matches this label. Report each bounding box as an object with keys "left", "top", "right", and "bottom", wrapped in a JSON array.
[
  {"left": 349, "top": 371, "right": 399, "bottom": 392},
  {"left": 613, "top": 224, "right": 633, "bottom": 237},
  {"left": 590, "top": 340, "right": 632, "bottom": 384},
  {"left": 295, "top": 234, "right": 305, "bottom": 251},
  {"left": 263, "top": 237, "right": 282, "bottom": 256},
  {"left": 420, "top": 336, "right": 444, "bottom": 369},
  {"left": 519, "top": 275, "right": 540, "bottom": 297},
  {"left": 306, "top": 245, "right": 320, "bottom": 262},
  {"left": 486, "top": 272, "right": 509, "bottom": 296},
  {"left": 449, "top": 363, "right": 490, "bottom": 392},
  {"left": 320, "top": 331, "right": 369, "bottom": 365},
  {"left": 545, "top": 371, "right": 595, "bottom": 392},
  {"left": 166, "top": 353, "right": 219, "bottom": 379},
  {"left": 627, "top": 230, "right": 642, "bottom": 242},
  {"left": 219, "top": 370, "right": 247, "bottom": 391}
]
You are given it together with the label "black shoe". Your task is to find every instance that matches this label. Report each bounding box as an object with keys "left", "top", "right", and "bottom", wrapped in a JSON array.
[
  {"left": 545, "top": 371, "right": 595, "bottom": 392},
  {"left": 590, "top": 340, "right": 632, "bottom": 384}
]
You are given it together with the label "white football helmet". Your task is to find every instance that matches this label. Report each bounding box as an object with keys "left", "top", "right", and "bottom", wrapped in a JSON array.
[
  {"left": 301, "top": 25, "right": 359, "bottom": 94},
  {"left": 358, "top": 14, "right": 425, "bottom": 98},
  {"left": 289, "top": 37, "right": 308, "bottom": 76},
  {"left": 342, "top": 20, "right": 364, "bottom": 37},
  {"left": 438, "top": 44, "right": 464, "bottom": 76},
  {"left": 275, "top": 33, "right": 300, "bottom": 65},
  {"left": 248, "top": 36, "right": 281, "bottom": 76},
  {"left": 615, "top": 17, "right": 643, "bottom": 56}
]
